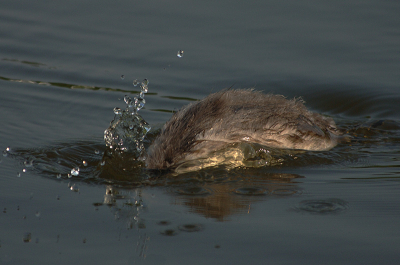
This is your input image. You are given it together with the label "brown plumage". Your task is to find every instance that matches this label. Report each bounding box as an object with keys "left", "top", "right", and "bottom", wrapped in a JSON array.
[{"left": 146, "top": 89, "right": 341, "bottom": 170}]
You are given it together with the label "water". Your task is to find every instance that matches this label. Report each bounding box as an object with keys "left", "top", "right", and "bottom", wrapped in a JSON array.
[
  {"left": 177, "top": 50, "right": 184, "bottom": 58},
  {"left": 104, "top": 83, "right": 151, "bottom": 159},
  {"left": 70, "top": 167, "right": 80, "bottom": 177},
  {"left": 1, "top": 0, "right": 400, "bottom": 264}
]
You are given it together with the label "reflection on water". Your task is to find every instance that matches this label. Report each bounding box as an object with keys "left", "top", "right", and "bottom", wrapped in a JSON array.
[
  {"left": 93, "top": 186, "right": 149, "bottom": 257},
  {"left": 89, "top": 173, "right": 302, "bottom": 254},
  {"left": 167, "top": 172, "right": 303, "bottom": 221},
  {"left": 6, "top": 139, "right": 305, "bottom": 220}
]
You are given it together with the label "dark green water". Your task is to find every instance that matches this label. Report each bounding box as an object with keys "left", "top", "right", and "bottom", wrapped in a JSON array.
[{"left": 1, "top": 0, "right": 400, "bottom": 264}]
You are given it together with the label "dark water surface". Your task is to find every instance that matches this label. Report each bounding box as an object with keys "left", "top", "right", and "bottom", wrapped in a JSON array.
[{"left": 1, "top": 0, "right": 400, "bottom": 264}]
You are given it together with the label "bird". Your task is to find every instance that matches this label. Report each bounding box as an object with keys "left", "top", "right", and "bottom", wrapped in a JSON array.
[{"left": 146, "top": 89, "right": 342, "bottom": 170}]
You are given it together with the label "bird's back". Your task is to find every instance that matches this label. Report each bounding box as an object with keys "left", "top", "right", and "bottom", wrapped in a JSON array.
[{"left": 146, "top": 89, "right": 341, "bottom": 170}]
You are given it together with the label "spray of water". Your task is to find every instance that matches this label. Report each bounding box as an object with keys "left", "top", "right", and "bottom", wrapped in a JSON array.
[{"left": 104, "top": 79, "right": 151, "bottom": 159}]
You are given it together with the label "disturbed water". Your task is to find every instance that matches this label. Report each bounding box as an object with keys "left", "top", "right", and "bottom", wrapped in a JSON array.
[{"left": 1, "top": 0, "right": 400, "bottom": 264}]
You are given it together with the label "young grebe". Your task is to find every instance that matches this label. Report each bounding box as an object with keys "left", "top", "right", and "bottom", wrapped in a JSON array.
[{"left": 146, "top": 89, "right": 341, "bottom": 170}]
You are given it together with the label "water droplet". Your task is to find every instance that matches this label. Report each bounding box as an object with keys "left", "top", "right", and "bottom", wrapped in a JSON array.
[
  {"left": 22, "top": 169, "right": 26, "bottom": 173},
  {"left": 67, "top": 174, "right": 72, "bottom": 178},
  {"left": 71, "top": 167, "right": 80, "bottom": 177},
  {"left": 141, "top": 82, "right": 149, "bottom": 93},
  {"left": 82, "top": 161, "right": 88, "bottom": 167},
  {"left": 113, "top": 107, "right": 122, "bottom": 115},
  {"left": 17, "top": 172, "right": 21, "bottom": 177},
  {"left": 35, "top": 211, "right": 41, "bottom": 218},
  {"left": 141, "top": 79, "right": 149, "bottom": 87},
  {"left": 120, "top": 75, "right": 125, "bottom": 80},
  {"left": 136, "top": 98, "right": 145, "bottom": 111},
  {"left": 57, "top": 173, "right": 62, "bottom": 179},
  {"left": 24, "top": 159, "right": 34, "bottom": 167},
  {"left": 70, "top": 184, "right": 79, "bottom": 192},
  {"left": 124, "top": 95, "right": 133, "bottom": 106},
  {"left": 2, "top": 150, "right": 7, "bottom": 157},
  {"left": 6, "top": 147, "right": 10, "bottom": 152},
  {"left": 177, "top": 50, "right": 184, "bottom": 58},
  {"left": 140, "top": 80, "right": 149, "bottom": 95},
  {"left": 133, "top": 79, "right": 139, "bottom": 86},
  {"left": 94, "top": 149, "right": 100, "bottom": 155}
]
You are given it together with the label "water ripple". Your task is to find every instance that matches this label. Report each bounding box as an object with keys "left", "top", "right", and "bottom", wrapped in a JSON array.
[{"left": 295, "top": 198, "right": 348, "bottom": 214}]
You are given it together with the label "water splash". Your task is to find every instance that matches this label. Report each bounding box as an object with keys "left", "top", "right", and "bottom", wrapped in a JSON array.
[
  {"left": 3, "top": 147, "right": 10, "bottom": 157},
  {"left": 113, "top": 108, "right": 122, "bottom": 115},
  {"left": 177, "top": 50, "right": 184, "bottom": 58},
  {"left": 70, "top": 167, "right": 80, "bottom": 177},
  {"left": 104, "top": 79, "right": 151, "bottom": 158}
]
